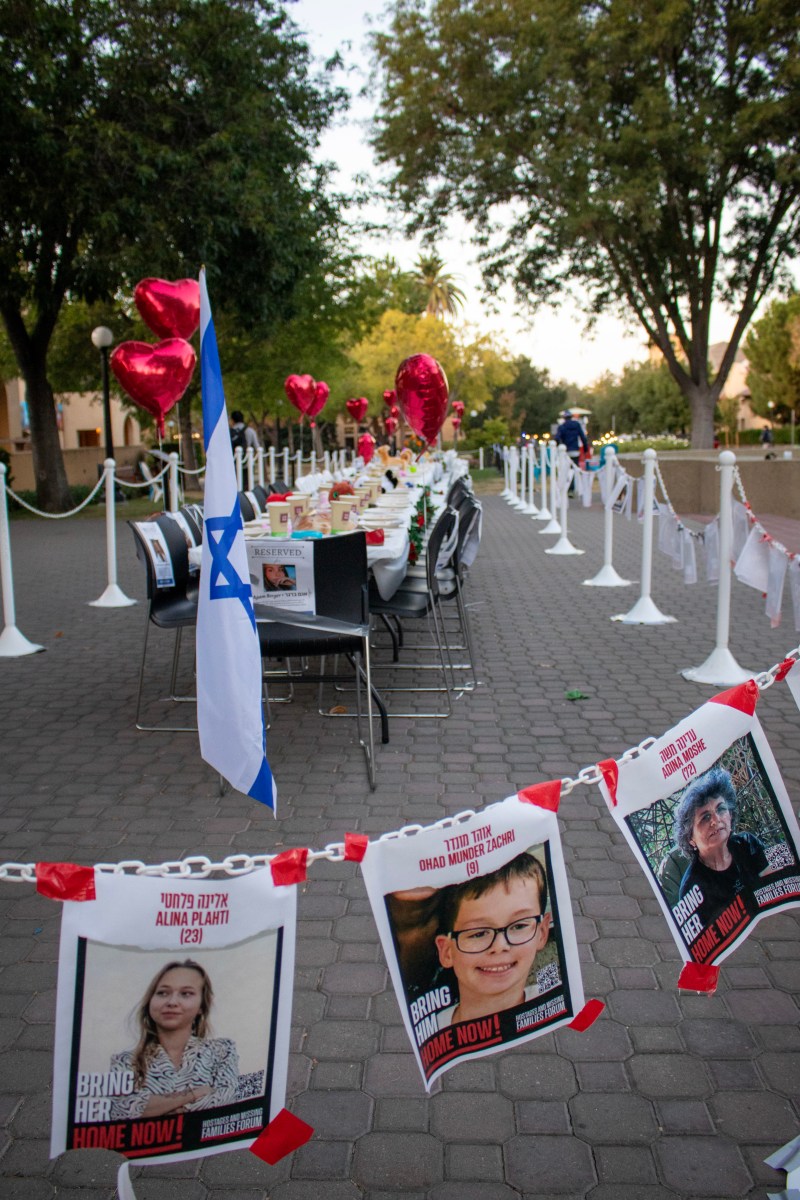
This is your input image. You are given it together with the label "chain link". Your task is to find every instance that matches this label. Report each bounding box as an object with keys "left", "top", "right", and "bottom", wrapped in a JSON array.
[
  {"left": 2, "top": 644, "right": 798, "bottom": 884},
  {"left": 117, "top": 464, "right": 170, "bottom": 491},
  {"left": 176, "top": 464, "right": 207, "bottom": 477},
  {"left": 5, "top": 472, "right": 106, "bottom": 518},
  {"left": 733, "top": 465, "right": 793, "bottom": 561}
]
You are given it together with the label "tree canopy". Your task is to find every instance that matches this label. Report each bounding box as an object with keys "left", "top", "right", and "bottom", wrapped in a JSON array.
[
  {"left": 372, "top": 0, "right": 800, "bottom": 448},
  {"left": 0, "top": 0, "right": 346, "bottom": 507},
  {"left": 587, "top": 360, "right": 689, "bottom": 436},
  {"left": 413, "top": 253, "right": 466, "bottom": 318},
  {"left": 744, "top": 293, "right": 800, "bottom": 425}
]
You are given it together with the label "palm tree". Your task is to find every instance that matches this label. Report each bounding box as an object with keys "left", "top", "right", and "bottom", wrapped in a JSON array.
[{"left": 414, "top": 253, "right": 467, "bottom": 319}]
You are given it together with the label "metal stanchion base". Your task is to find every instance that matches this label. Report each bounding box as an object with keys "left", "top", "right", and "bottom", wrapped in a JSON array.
[
  {"left": 533, "top": 508, "right": 551, "bottom": 521},
  {"left": 539, "top": 517, "right": 561, "bottom": 535},
  {"left": 89, "top": 585, "right": 137, "bottom": 608},
  {"left": 612, "top": 596, "right": 676, "bottom": 624},
  {"left": 546, "top": 536, "right": 584, "bottom": 555},
  {"left": 681, "top": 647, "right": 753, "bottom": 686},
  {"left": 584, "top": 565, "right": 632, "bottom": 587},
  {"left": 520, "top": 503, "right": 539, "bottom": 515},
  {"left": 0, "top": 624, "right": 45, "bottom": 656}
]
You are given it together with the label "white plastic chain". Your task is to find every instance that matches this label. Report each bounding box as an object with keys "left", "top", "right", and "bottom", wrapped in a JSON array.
[
  {"left": 733, "top": 465, "right": 794, "bottom": 562},
  {"left": 116, "top": 464, "right": 170, "bottom": 490},
  {"left": 5, "top": 472, "right": 106, "bottom": 518},
  {"left": 1, "top": 645, "right": 797, "bottom": 884},
  {"left": 176, "top": 464, "right": 206, "bottom": 477},
  {"left": 653, "top": 460, "right": 705, "bottom": 543}
]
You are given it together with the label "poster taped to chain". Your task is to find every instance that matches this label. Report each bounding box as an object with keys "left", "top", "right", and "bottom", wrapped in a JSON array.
[
  {"left": 51, "top": 869, "right": 295, "bottom": 1164},
  {"left": 361, "top": 795, "right": 584, "bottom": 1089},
  {"left": 598, "top": 683, "right": 800, "bottom": 967}
]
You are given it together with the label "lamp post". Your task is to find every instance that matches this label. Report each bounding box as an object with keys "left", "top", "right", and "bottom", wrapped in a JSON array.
[{"left": 91, "top": 326, "right": 114, "bottom": 461}]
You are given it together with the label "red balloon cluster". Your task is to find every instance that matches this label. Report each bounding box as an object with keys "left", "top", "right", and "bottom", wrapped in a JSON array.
[
  {"left": 357, "top": 432, "right": 376, "bottom": 464},
  {"left": 110, "top": 278, "right": 200, "bottom": 436},
  {"left": 383, "top": 389, "right": 396, "bottom": 407},
  {"left": 284, "top": 375, "right": 329, "bottom": 420},
  {"left": 452, "top": 401, "right": 465, "bottom": 418},
  {"left": 395, "top": 354, "right": 449, "bottom": 445},
  {"left": 346, "top": 397, "right": 369, "bottom": 423}
]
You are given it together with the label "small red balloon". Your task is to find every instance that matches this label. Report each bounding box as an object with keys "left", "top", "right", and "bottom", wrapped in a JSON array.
[
  {"left": 395, "top": 354, "right": 449, "bottom": 445},
  {"left": 390, "top": 405, "right": 400, "bottom": 420},
  {"left": 284, "top": 374, "right": 317, "bottom": 416},
  {"left": 383, "top": 389, "right": 396, "bottom": 406},
  {"left": 346, "top": 397, "right": 369, "bottom": 423},
  {"left": 385, "top": 416, "right": 398, "bottom": 436},
  {"left": 451, "top": 416, "right": 462, "bottom": 430},
  {"left": 357, "top": 432, "right": 376, "bottom": 464},
  {"left": 110, "top": 339, "right": 196, "bottom": 437},
  {"left": 452, "top": 400, "right": 465, "bottom": 417},
  {"left": 134, "top": 278, "right": 200, "bottom": 341},
  {"left": 308, "top": 380, "right": 329, "bottom": 419}
]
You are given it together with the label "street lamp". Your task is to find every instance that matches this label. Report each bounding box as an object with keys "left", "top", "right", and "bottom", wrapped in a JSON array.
[{"left": 91, "top": 326, "right": 114, "bottom": 461}]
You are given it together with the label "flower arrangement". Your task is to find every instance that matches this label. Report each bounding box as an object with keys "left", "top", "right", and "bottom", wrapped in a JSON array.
[{"left": 408, "top": 486, "right": 436, "bottom": 563}]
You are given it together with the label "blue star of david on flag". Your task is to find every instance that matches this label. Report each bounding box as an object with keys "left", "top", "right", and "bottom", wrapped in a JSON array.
[{"left": 195, "top": 270, "right": 276, "bottom": 809}]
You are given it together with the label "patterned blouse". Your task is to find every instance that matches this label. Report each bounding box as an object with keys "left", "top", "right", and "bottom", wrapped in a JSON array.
[{"left": 109, "top": 1036, "right": 239, "bottom": 1119}]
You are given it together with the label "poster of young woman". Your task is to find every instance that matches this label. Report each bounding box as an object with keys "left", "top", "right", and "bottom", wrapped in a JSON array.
[
  {"left": 51, "top": 869, "right": 296, "bottom": 1165},
  {"left": 360, "top": 795, "right": 584, "bottom": 1089},
  {"left": 598, "top": 685, "right": 800, "bottom": 967},
  {"left": 247, "top": 541, "right": 315, "bottom": 614}
]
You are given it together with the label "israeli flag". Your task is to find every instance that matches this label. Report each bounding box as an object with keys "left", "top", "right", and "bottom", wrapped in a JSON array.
[{"left": 196, "top": 269, "right": 276, "bottom": 809}]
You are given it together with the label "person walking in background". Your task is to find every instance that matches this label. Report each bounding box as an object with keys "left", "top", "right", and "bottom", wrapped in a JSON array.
[
  {"left": 555, "top": 410, "right": 589, "bottom": 495},
  {"left": 229, "top": 411, "right": 259, "bottom": 455}
]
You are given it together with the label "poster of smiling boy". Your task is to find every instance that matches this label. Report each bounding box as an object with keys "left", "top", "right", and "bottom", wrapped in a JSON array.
[
  {"left": 598, "top": 683, "right": 800, "bottom": 968},
  {"left": 361, "top": 794, "right": 584, "bottom": 1088},
  {"left": 51, "top": 869, "right": 296, "bottom": 1165}
]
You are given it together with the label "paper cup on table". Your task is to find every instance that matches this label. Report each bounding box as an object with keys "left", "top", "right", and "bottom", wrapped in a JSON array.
[
  {"left": 330, "top": 499, "right": 356, "bottom": 533},
  {"left": 289, "top": 495, "right": 310, "bottom": 525},
  {"left": 267, "top": 503, "right": 290, "bottom": 535}
]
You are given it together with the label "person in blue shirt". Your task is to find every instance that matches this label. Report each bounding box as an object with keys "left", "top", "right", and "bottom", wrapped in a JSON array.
[{"left": 555, "top": 411, "right": 589, "bottom": 494}]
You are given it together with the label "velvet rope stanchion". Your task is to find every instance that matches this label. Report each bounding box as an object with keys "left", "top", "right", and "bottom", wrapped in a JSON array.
[
  {"left": 501, "top": 448, "right": 511, "bottom": 499},
  {"left": 168, "top": 451, "right": 179, "bottom": 514},
  {"left": 546, "top": 445, "right": 584, "bottom": 555},
  {"left": 234, "top": 445, "right": 244, "bottom": 490},
  {"left": 523, "top": 443, "right": 539, "bottom": 516},
  {"left": 89, "top": 460, "right": 137, "bottom": 609},
  {"left": 534, "top": 440, "right": 552, "bottom": 521},
  {"left": 0, "top": 463, "right": 44, "bottom": 657},
  {"left": 583, "top": 448, "right": 632, "bottom": 588},
  {"left": 282, "top": 446, "right": 290, "bottom": 485},
  {"left": 682, "top": 450, "right": 754, "bottom": 685},
  {"left": 245, "top": 446, "right": 255, "bottom": 491},
  {"left": 539, "top": 444, "right": 561, "bottom": 535},
  {"left": 612, "top": 449, "right": 676, "bottom": 624}
]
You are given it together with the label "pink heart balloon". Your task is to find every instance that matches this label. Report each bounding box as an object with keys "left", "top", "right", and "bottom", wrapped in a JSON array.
[
  {"left": 452, "top": 401, "right": 465, "bottom": 417},
  {"left": 284, "top": 374, "right": 317, "bottom": 416},
  {"left": 395, "top": 354, "right": 449, "bottom": 445},
  {"left": 390, "top": 405, "right": 400, "bottom": 419},
  {"left": 451, "top": 416, "right": 462, "bottom": 430},
  {"left": 357, "top": 432, "right": 376, "bottom": 464},
  {"left": 134, "top": 279, "right": 200, "bottom": 341},
  {"left": 110, "top": 339, "right": 196, "bottom": 436},
  {"left": 346, "top": 397, "right": 369, "bottom": 423},
  {"left": 383, "top": 389, "right": 396, "bottom": 406},
  {"left": 308, "top": 380, "right": 329, "bottom": 419},
  {"left": 385, "top": 416, "right": 398, "bottom": 436}
]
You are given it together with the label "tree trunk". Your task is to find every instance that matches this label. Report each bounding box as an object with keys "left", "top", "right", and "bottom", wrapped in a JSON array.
[
  {"left": 287, "top": 420, "right": 295, "bottom": 456},
  {"left": 178, "top": 389, "right": 197, "bottom": 472},
  {"left": 688, "top": 386, "right": 716, "bottom": 450},
  {"left": 26, "top": 363, "right": 72, "bottom": 511}
]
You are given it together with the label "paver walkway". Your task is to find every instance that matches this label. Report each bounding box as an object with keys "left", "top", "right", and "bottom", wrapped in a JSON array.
[{"left": 0, "top": 491, "right": 798, "bottom": 1198}]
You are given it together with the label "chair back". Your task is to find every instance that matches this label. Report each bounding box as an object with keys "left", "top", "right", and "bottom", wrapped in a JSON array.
[
  {"left": 446, "top": 476, "right": 471, "bottom": 507},
  {"left": 453, "top": 495, "right": 482, "bottom": 572},
  {"left": 179, "top": 504, "right": 204, "bottom": 544},
  {"left": 425, "top": 507, "right": 458, "bottom": 597},
  {"left": 239, "top": 492, "right": 257, "bottom": 522},
  {"left": 252, "top": 485, "right": 269, "bottom": 509},
  {"left": 129, "top": 514, "right": 196, "bottom": 617},
  {"left": 268, "top": 480, "right": 291, "bottom": 496},
  {"left": 254, "top": 532, "right": 368, "bottom": 628}
]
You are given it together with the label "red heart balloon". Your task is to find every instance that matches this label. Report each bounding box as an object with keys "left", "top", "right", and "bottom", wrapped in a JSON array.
[
  {"left": 134, "top": 279, "right": 200, "bottom": 341},
  {"left": 308, "top": 380, "right": 329, "bottom": 419},
  {"left": 385, "top": 416, "right": 398, "bottom": 436},
  {"left": 346, "top": 397, "right": 369, "bottom": 423},
  {"left": 383, "top": 389, "right": 396, "bottom": 406},
  {"left": 451, "top": 416, "right": 462, "bottom": 430},
  {"left": 395, "top": 354, "right": 449, "bottom": 445},
  {"left": 452, "top": 400, "right": 465, "bottom": 417},
  {"left": 390, "top": 405, "right": 400, "bottom": 420},
  {"left": 357, "top": 432, "right": 376, "bottom": 464},
  {"left": 110, "top": 339, "right": 196, "bottom": 436},
  {"left": 284, "top": 374, "right": 317, "bottom": 415}
]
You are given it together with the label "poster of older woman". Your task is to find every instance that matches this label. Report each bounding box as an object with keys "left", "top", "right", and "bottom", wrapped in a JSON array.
[
  {"left": 51, "top": 869, "right": 296, "bottom": 1165},
  {"left": 598, "top": 683, "right": 800, "bottom": 967}
]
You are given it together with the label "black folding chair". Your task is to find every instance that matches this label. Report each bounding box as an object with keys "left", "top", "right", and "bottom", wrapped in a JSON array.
[
  {"left": 129, "top": 514, "right": 198, "bottom": 732},
  {"left": 252, "top": 485, "right": 269, "bottom": 510},
  {"left": 239, "top": 492, "right": 257, "bottom": 522},
  {"left": 255, "top": 531, "right": 386, "bottom": 788}
]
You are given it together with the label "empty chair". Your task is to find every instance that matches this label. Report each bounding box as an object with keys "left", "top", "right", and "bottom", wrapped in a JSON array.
[
  {"left": 178, "top": 504, "right": 204, "bottom": 545},
  {"left": 268, "top": 480, "right": 291, "bottom": 496},
  {"left": 129, "top": 514, "right": 198, "bottom": 732},
  {"left": 252, "top": 485, "right": 269, "bottom": 510},
  {"left": 446, "top": 475, "right": 472, "bottom": 508},
  {"left": 238, "top": 492, "right": 257, "bottom": 522},
  {"left": 139, "top": 460, "right": 164, "bottom": 504}
]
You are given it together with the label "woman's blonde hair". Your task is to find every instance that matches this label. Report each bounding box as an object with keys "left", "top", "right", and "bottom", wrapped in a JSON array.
[{"left": 131, "top": 959, "right": 213, "bottom": 1087}]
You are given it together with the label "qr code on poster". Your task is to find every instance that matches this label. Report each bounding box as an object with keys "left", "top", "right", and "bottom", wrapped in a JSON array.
[
  {"left": 234, "top": 1071, "right": 265, "bottom": 1102},
  {"left": 766, "top": 843, "right": 795, "bottom": 871},
  {"left": 536, "top": 963, "right": 561, "bottom": 993}
]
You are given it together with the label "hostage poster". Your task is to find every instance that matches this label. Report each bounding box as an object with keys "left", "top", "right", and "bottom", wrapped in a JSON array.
[
  {"left": 51, "top": 869, "right": 296, "bottom": 1165},
  {"left": 599, "top": 685, "right": 800, "bottom": 967},
  {"left": 247, "top": 540, "right": 316, "bottom": 615},
  {"left": 361, "top": 795, "right": 584, "bottom": 1089}
]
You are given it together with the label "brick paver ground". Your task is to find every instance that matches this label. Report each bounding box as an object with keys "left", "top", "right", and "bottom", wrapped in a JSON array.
[{"left": 1, "top": 489, "right": 798, "bottom": 1199}]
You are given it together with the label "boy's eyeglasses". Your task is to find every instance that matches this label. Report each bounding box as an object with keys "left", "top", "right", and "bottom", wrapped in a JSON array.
[{"left": 448, "top": 915, "right": 544, "bottom": 954}]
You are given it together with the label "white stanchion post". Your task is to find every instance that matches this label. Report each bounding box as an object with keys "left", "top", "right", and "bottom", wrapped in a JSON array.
[
  {"left": 583, "top": 448, "right": 631, "bottom": 587},
  {"left": 522, "top": 444, "right": 539, "bottom": 515},
  {"left": 546, "top": 446, "right": 584, "bottom": 555},
  {"left": 540, "top": 444, "right": 561, "bottom": 534},
  {"left": 168, "top": 452, "right": 179, "bottom": 513},
  {"left": 479, "top": 447, "right": 484, "bottom": 470},
  {"left": 509, "top": 447, "right": 523, "bottom": 508},
  {"left": 268, "top": 446, "right": 276, "bottom": 485},
  {"left": 682, "top": 450, "right": 752, "bottom": 684},
  {"left": 324, "top": 450, "right": 331, "bottom": 473},
  {"left": 257, "top": 447, "right": 265, "bottom": 488},
  {"left": 295, "top": 450, "right": 302, "bottom": 482},
  {"left": 534, "top": 441, "right": 551, "bottom": 521},
  {"left": 234, "top": 446, "right": 243, "bottom": 491},
  {"left": 0, "top": 463, "right": 44, "bottom": 655},
  {"left": 282, "top": 447, "right": 290, "bottom": 485},
  {"left": 310, "top": 451, "right": 317, "bottom": 477},
  {"left": 89, "top": 459, "right": 136, "bottom": 609},
  {"left": 501, "top": 448, "right": 511, "bottom": 498},
  {"left": 613, "top": 448, "right": 675, "bottom": 624},
  {"left": 245, "top": 446, "right": 255, "bottom": 491}
]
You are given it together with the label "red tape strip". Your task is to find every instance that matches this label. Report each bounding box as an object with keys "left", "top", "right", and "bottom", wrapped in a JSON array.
[
  {"left": 775, "top": 657, "right": 796, "bottom": 683},
  {"left": 344, "top": 833, "right": 369, "bottom": 862},
  {"left": 35, "top": 862, "right": 96, "bottom": 902},
  {"left": 709, "top": 679, "right": 759, "bottom": 715},
  {"left": 677, "top": 962, "right": 721, "bottom": 993},
  {"left": 270, "top": 848, "right": 308, "bottom": 886},
  {"left": 365, "top": 530, "right": 385, "bottom": 546},
  {"left": 568, "top": 998, "right": 605, "bottom": 1031},
  {"left": 517, "top": 780, "right": 562, "bottom": 813},
  {"left": 597, "top": 759, "right": 619, "bottom": 806},
  {"left": 249, "top": 1108, "right": 313, "bottom": 1164}
]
